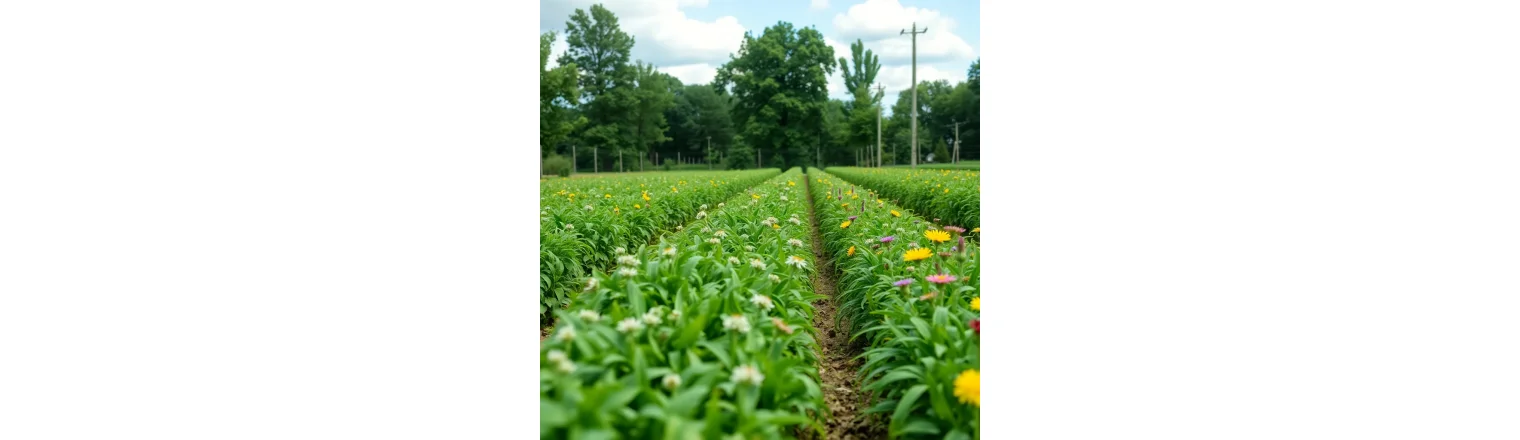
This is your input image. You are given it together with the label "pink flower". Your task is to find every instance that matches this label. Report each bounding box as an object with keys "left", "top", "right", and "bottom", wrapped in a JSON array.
[
  {"left": 880, "top": 236, "right": 895, "bottom": 243},
  {"left": 944, "top": 226, "right": 966, "bottom": 233},
  {"left": 926, "top": 274, "right": 958, "bottom": 284}
]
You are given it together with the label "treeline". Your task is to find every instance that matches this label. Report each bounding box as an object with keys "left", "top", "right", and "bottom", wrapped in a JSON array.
[{"left": 540, "top": 4, "right": 980, "bottom": 175}]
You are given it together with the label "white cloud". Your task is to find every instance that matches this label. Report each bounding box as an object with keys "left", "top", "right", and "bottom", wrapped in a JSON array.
[
  {"left": 831, "top": 0, "right": 975, "bottom": 64},
  {"left": 540, "top": 0, "right": 745, "bottom": 69},
  {"left": 660, "top": 64, "right": 718, "bottom": 85},
  {"left": 811, "top": 0, "right": 830, "bottom": 10}
]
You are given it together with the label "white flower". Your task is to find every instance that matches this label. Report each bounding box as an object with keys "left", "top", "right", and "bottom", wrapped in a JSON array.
[
  {"left": 766, "top": 216, "right": 778, "bottom": 224},
  {"left": 768, "top": 274, "right": 780, "bottom": 283},
  {"left": 728, "top": 256, "right": 740, "bottom": 264},
  {"left": 553, "top": 327, "right": 575, "bottom": 342},
  {"left": 789, "top": 217, "right": 802, "bottom": 225},
  {"left": 546, "top": 350, "right": 568, "bottom": 364},
  {"left": 780, "top": 195, "right": 788, "bottom": 201},
  {"left": 675, "top": 225, "right": 683, "bottom": 231},
  {"left": 584, "top": 205, "right": 594, "bottom": 211},
  {"left": 787, "top": 238, "right": 804, "bottom": 247},
  {"left": 730, "top": 364, "right": 764, "bottom": 386},
  {"left": 701, "top": 227, "right": 711, "bottom": 233},
  {"left": 583, "top": 277, "right": 598, "bottom": 292},
  {"left": 699, "top": 204, "right": 708, "bottom": 210},
  {"left": 785, "top": 255, "right": 807, "bottom": 269},
  {"left": 618, "top": 267, "right": 638, "bottom": 277},
  {"left": 617, "top": 317, "right": 644, "bottom": 333},
  {"left": 706, "top": 238, "right": 721, "bottom": 245},
  {"left": 614, "top": 247, "right": 627, "bottom": 255},
  {"left": 668, "top": 309, "right": 682, "bottom": 320},
  {"left": 744, "top": 245, "right": 756, "bottom": 252},
  {"left": 749, "top": 259, "right": 767, "bottom": 270},
  {"left": 721, "top": 314, "right": 752, "bottom": 334},
  {"left": 695, "top": 210, "right": 707, "bottom": 219},
  {"left": 578, "top": 310, "right": 601, "bottom": 322},
  {"left": 760, "top": 218, "right": 774, "bottom": 226},
  {"left": 717, "top": 202, "right": 725, "bottom": 208},
  {"left": 906, "top": 266, "right": 916, "bottom": 272},
  {"left": 749, "top": 294, "right": 774, "bottom": 311},
  {"left": 563, "top": 223, "right": 574, "bottom": 230},
  {"left": 642, "top": 311, "right": 662, "bottom": 325},
  {"left": 714, "top": 230, "right": 728, "bottom": 238},
  {"left": 555, "top": 360, "right": 576, "bottom": 374},
  {"left": 662, "top": 247, "right": 676, "bottom": 256},
  {"left": 662, "top": 373, "right": 682, "bottom": 390},
  {"left": 617, "top": 255, "right": 639, "bottom": 267},
  {"left": 740, "top": 234, "right": 750, "bottom": 239}
]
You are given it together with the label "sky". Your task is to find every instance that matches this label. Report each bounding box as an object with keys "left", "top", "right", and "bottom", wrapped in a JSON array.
[{"left": 540, "top": 0, "right": 979, "bottom": 114}]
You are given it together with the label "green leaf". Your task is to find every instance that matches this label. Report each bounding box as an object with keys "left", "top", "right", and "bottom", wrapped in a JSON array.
[{"left": 890, "top": 384, "right": 928, "bottom": 436}]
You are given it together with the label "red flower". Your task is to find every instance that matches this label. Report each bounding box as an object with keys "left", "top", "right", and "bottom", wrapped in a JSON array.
[{"left": 970, "top": 319, "right": 980, "bottom": 334}]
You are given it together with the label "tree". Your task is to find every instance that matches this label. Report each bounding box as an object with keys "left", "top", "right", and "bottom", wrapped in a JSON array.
[
  {"left": 629, "top": 62, "right": 674, "bottom": 170},
  {"left": 838, "top": 39, "right": 883, "bottom": 107},
  {"left": 540, "top": 31, "right": 580, "bottom": 161},
  {"left": 664, "top": 83, "right": 735, "bottom": 166},
  {"left": 559, "top": 4, "right": 637, "bottom": 171},
  {"left": 714, "top": 22, "right": 837, "bottom": 171}
]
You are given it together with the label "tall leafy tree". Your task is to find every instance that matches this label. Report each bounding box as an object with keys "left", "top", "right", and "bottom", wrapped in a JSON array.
[
  {"left": 838, "top": 39, "right": 883, "bottom": 106},
  {"left": 629, "top": 62, "right": 675, "bottom": 170},
  {"left": 559, "top": 4, "right": 637, "bottom": 170},
  {"left": 664, "top": 83, "right": 735, "bottom": 166},
  {"left": 540, "top": 31, "right": 580, "bottom": 160},
  {"left": 714, "top": 22, "right": 837, "bottom": 170}
]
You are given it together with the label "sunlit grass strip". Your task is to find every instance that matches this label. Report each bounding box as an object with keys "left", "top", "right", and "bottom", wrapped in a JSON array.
[
  {"left": 539, "top": 169, "right": 781, "bottom": 320},
  {"left": 809, "top": 169, "right": 981, "bottom": 439},
  {"left": 540, "top": 168, "right": 827, "bottom": 439},
  {"left": 826, "top": 167, "right": 979, "bottom": 233}
]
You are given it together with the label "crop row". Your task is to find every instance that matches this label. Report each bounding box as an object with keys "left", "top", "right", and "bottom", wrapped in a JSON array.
[
  {"left": 539, "top": 169, "right": 781, "bottom": 319},
  {"left": 826, "top": 167, "right": 979, "bottom": 232},
  {"left": 539, "top": 168, "right": 828, "bottom": 439},
  {"left": 808, "top": 170, "right": 981, "bottom": 439}
]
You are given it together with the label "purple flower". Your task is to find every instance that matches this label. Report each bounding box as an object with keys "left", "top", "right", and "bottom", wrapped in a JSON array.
[
  {"left": 944, "top": 226, "right": 966, "bottom": 234},
  {"left": 893, "top": 278, "right": 913, "bottom": 287},
  {"left": 848, "top": 216, "right": 857, "bottom": 221},
  {"left": 880, "top": 236, "right": 895, "bottom": 243}
]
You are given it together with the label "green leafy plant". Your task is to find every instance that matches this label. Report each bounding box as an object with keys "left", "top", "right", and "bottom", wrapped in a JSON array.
[
  {"left": 808, "top": 170, "right": 981, "bottom": 439},
  {"left": 540, "top": 169, "right": 828, "bottom": 438},
  {"left": 827, "top": 167, "right": 979, "bottom": 233},
  {"left": 539, "top": 170, "right": 780, "bottom": 321}
]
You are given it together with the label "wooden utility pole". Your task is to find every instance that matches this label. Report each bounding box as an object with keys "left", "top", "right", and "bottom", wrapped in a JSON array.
[
  {"left": 901, "top": 22, "right": 927, "bottom": 169},
  {"left": 947, "top": 121, "right": 963, "bottom": 163},
  {"left": 593, "top": 147, "right": 599, "bottom": 173},
  {"left": 707, "top": 136, "right": 712, "bottom": 170},
  {"left": 571, "top": 145, "right": 576, "bottom": 175},
  {"left": 874, "top": 83, "right": 885, "bottom": 167}
]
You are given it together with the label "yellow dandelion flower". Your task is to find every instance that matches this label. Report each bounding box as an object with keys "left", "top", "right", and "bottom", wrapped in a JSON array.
[
  {"left": 840, "top": 220, "right": 852, "bottom": 229},
  {"left": 903, "top": 247, "right": 932, "bottom": 262},
  {"left": 944, "top": 188, "right": 949, "bottom": 193},
  {"left": 772, "top": 223, "right": 780, "bottom": 229},
  {"left": 953, "top": 369, "right": 980, "bottom": 407},
  {"left": 924, "top": 230, "right": 951, "bottom": 243},
  {"left": 972, "top": 227, "right": 980, "bottom": 233},
  {"left": 634, "top": 204, "right": 641, "bottom": 209},
  {"left": 605, "top": 194, "right": 612, "bottom": 198},
  {"left": 971, "top": 297, "right": 980, "bottom": 311},
  {"left": 890, "top": 210, "right": 901, "bottom": 217},
  {"left": 788, "top": 181, "right": 796, "bottom": 186},
  {"left": 847, "top": 246, "right": 855, "bottom": 256}
]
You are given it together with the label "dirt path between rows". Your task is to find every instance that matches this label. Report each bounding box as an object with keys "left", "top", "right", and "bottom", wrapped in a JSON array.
[{"left": 804, "top": 172, "right": 886, "bottom": 440}]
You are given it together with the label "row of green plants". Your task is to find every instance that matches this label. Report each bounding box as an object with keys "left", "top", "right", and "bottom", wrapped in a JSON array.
[
  {"left": 539, "top": 169, "right": 781, "bottom": 319},
  {"left": 808, "top": 170, "right": 981, "bottom": 439},
  {"left": 827, "top": 167, "right": 980, "bottom": 232},
  {"left": 540, "top": 168, "right": 830, "bottom": 439}
]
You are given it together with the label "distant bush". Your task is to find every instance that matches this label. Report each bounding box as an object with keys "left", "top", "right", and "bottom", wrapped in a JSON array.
[
  {"left": 662, "top": 158, "right": 675, "bottom": 171},
  {"left": 544, "top": 154, "right": 572, "bottom": 177}
]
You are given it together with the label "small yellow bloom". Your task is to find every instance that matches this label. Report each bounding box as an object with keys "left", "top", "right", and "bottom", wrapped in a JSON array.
[
  {"left": 634, "top": 204, "right": 641, "bottom": 209},
  {"left": 847, "top": 246, "right": 855, "bottom": 256},
  {"left": 944, "top": 188, "right": 949, "bottom": 193},
  {"left": 788, "top": 181, "right": 796, "bottom": 186},
  {"left": 840, "top": 220, "right": 852, "bottom": 229},
  {"left": 903, "top": 248, "right": 932, "bottom": 262},
  {"left": 954, "top": 369, "right": 980, "bottom": 407},
  {"left": 890, "top": 210, "right": 901, "bottom": 217},
  {"left": 605, "top": 194, "right": 612, "bottom": 198},
  {"left": 772, "top": 224, "right": 780, "bottom": 229},
  {"left": 924, "top": 230, "right": 951, "bottom": 243},
  {"left": 971, "top": 227, "right": 980, "bottom": 233},
  {"left": 971, "top": 297, "right": 980, "bottom": 311}
]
